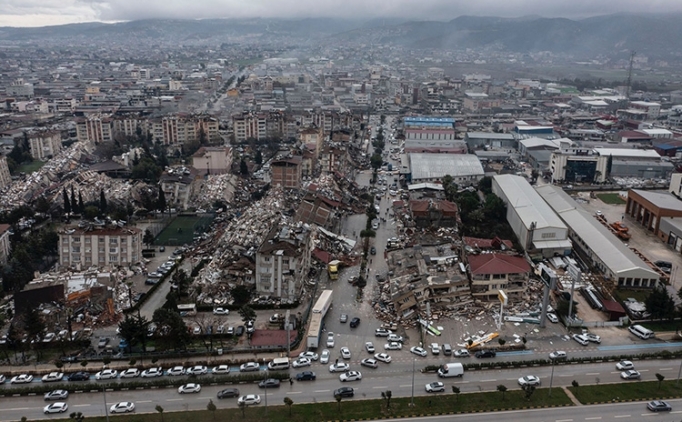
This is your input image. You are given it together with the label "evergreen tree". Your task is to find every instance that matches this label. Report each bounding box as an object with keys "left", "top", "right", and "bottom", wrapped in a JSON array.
[
  {"left": 70, "top": 186, "right": 76, "bottom": 213},
  {"left": 255, "top": 150, "right": 263, "bottom": 165},
  {"left": 78, "top": 191, "right": 84, "bottom": 214},
  {"left": 99, "top": 189, "right": 107, "bottom": 214},
  {"left": 157, "top": 185, "right": 166, "bottom": 212},
  {"left": 239, "top": 159, "right": 248, "bottom": 176},
  {"left": 62, "top": 188, "right": 71, "bottom": 215}
]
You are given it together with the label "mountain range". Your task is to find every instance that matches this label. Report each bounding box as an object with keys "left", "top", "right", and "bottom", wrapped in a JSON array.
[{"left": 0, "top": 13, "right": 680, "bottom": 60}]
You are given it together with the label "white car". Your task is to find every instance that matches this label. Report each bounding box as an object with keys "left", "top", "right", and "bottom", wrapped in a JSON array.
[
  {"left": 585, "top": 333, "right": 601, "bottom": 343},
  {"left": 387, "top": 334, "right": 404, "bottom": 343},
  {"left": 329, "top": 362, "right": 350, "bottom": 373},
  {"left": 240, "top": 362, "right": 260, "bottom": 372},
  {"left": 298, "top": 351, "right": 319, "bottom": 361},
  {"left": 0, "top": 374, "right": 4, "bottom": 383},
  {"left": 141, "top": 367, "right": 164, "bottom": 378},
  {"left": 44, "top": 390, "right": 69, "bottom": 401},
  {"left": 375, "top": 328, "right": 392, "bottom": 337},
  {"left": 178, "top": 383, "right": 201, "bottom": 394},
  {"left": 212, "top": 365, "right": 230, "bottom": 375},
  {"left": 454, "top": 349, "right": 470, "bottom": 357},
  {"left": 384, "top": 342, "right": 402, "bottom": 350},
  {"left": 572, "top": 333, "right": 589, "bottom": 346},
  {"left": 546, "top": 313, "right": 559, "bottom": 323},
  {"left": 340, "top": 370, "right": 362, "bottom": 382},
  {"left": 237, "top": 394, "right": 261, "bottom": 405},
  {"left": 374, "top": 353, "right": 392, "bottom": 363},
  {"left": 616, "top": 360, "right": 634, "bottom": 370},
  {"left": 430, "top": 343, "right": 441, "bottom": 355},
  {"left": 340, "top": 347, "right": 351, "bottom": 359},
  {"left": 549, "top": 351, "right": 567, "bottom": 360},
  {"left": 410, "top": 346, "right": 427, "bottom": 357},
  {"left": 292, "top": 357, "right": 311, "bottom": 368},
  {"left": 42, "top": 333, "right": 56, "bottom": 343},
  {"left": 41, "top": 372, "right": 64, "bottom": 382},
  {"left": 95, "top": 369, "right": 118, "bottom": 380},
  {"left": 11, "top": 374, "right": 33, "bottom": 384},
  {"left": 110, "top": 402, "right": 135, "bottom": 413},
  {"left": 44, "top": 402, "right": 68, "bottom": 414},
  {"left": 361, "top": 358, "right": 378, "bottom": 369},
  {"left": 327, "top": 332, "right": 335, "bottom": 348},
  {"left": 186, "top": 365, "right": 208, "bottom": 375},
  {"left": 119, "top": 368, "right": 140, "bottom": 378},
  {"left": 320, "top": 349, "right": 330, "bottom": 364},
  {"left": 518, "top": 375, "right": 541, "bottom": 387},
  {"left": 213, "top": 307, "right": 229, "bottom": 315},
  {"left": 167, "top": 366, "right": 186, "bottom": 376},
  {"left": 365, "top": 342, "right": 375, "bottom": 353},
  {"left": 425, "top": 382, "right": 445, "bottom": 393}
]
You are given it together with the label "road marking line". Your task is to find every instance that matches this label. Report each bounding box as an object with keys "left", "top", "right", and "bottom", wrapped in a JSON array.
[
  {"left": 314, "top": 390, "right": 330, "bottom": 393},
  {"left": 166, "top": 398, "right": 183, "bottom": 401},
  {"left": 613, "top": 415, "right": 630, "bottom": 418},
  {"left": 586, "top": 372, "right": 600, "bottom": 375},
  {"left": 372, "top": 386, "right": 388, "bottom": 389},
  {"left": 399, "top": 384, "right": 411, "bottom": 387},
  {"left": 555, "top": 419, "right": 573, "bottom": 422},
  {"left": 585, "top": 418, "right": 602, "bottom": 420},
  {"left": 480, "top": 379, "right": 497, "bottom": 382},
  {"left": 288, "top": 392, "right": 302, "bottom": 394},
  {"left": 0, "top": 408, "right": 30, "bottom": 411},
  {"left": 138, "top": 400, "right": 152, "bottom": 403},
  {"left": 73, "top": 405, "right": 91, "bottom": 407}
]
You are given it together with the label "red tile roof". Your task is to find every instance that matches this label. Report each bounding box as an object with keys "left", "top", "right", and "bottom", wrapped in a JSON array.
[
  {"left": 468, "top": 253, "right": 530, "bottom": 275},
  {"left": 463, "top": 236, "right": 514, "bottom": 250}
]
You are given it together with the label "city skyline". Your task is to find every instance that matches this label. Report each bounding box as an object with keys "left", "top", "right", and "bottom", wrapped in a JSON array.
[{"left": 1, "top": 0, "right": 682, "bottom": 28}]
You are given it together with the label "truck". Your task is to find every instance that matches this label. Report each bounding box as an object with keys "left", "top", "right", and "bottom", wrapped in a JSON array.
[
  {"left": 437, "top": 363, "right": 464, "bottom": 378},
  {"left": 328, "top": 260, "right": 340, "bottom": 280},
  {"left": 306, "top": 290, "right": 333, "bottom": 349}
]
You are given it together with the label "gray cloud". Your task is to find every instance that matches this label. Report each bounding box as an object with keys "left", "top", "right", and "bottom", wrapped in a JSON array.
[{"left": 2, "top": 0, "right": 682, "bottom": 27}]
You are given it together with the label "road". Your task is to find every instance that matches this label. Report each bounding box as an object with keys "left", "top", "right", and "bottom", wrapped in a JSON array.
[{"left": 4, "top": 357, "right": 682, "bottom": 420}]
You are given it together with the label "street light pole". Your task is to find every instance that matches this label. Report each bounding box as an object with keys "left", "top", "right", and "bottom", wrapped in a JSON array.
[
  {"left": 102, "top": 384, "right": 110, "bottom": 422},
  {"left": 410, "top": 356, "right": 415, "bottom": 407},
  {"left": 264, "top": 370, "right": 268, "bottom": 415},
  {"left": 549, "top": 358, "right": 555, "bottom": 397},
  {"left": 676, "top": 359, "right": 682, "bottom": 386}
]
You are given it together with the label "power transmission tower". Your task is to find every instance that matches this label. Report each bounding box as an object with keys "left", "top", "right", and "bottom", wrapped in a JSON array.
[{"left": 625, "top": 51, "right": 636, "bottom": 99}]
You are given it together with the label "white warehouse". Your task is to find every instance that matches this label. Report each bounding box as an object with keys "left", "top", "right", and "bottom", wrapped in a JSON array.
[{"left": 492, "top": 174, "right": 572, "bottom": 257}]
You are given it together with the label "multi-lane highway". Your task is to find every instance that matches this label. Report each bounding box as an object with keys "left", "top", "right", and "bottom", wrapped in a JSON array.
[{"left": 2, "top": 356, "right": 682, "bottom": 420}]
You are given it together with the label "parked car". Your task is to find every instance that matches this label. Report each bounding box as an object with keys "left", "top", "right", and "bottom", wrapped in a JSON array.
[
  {"left": 475, "top": 350, "right": 496, "bottom": 358},
  {"left": 374, "top": 328, "right": 392, "bottom": 337},
  {"left": 43, "top": 403, "right": 68, "bottom": 414},
  {"left": 350, "top": 317, "right": 361, "bottom": 328},
  {"left": 68, "top": 372, "right": 90, "bottom": 381},
  {"left": 298, "top": 351, "right": 319, "bottom": 361},
  {"left": 141, "top": 367, "right": 163, "bottom": 378},
  {"left": 258, "top": 378, "right": 281, "bottom": 388},
  {"left": 329, "top": 362, "right": 350, "bottom": 373},
  {"left": 119, "top": 368, "right": 140, "bottom": 378},
  {"left": 374, "top": 353, "right": 392, "bottom": 363},
  {"left": 41, "top": 372, "right": 64, "bottom": 383},
  {"left": 430, "top": 343, "right": 441, "bottom": 355},
  {"left": 410, "top": 346, "right": 427, "bottom": 357},
  {"left": 239, "top": 362, "right": 260, "bottom": 372},
  {"left": 340, "top": 347, "right": 352, "bottom": 359},
  {"left": 549, "top": 351, "right": 567, "bottom": 360},
  {"left": 585, "top": 333, "right": 601, "bottom": 343},
  {"left": 178, "top": 383, "right": 201, "bottom": 394},
  {"left": 320, "top": 349, "right": 330, "bottom": 364},
  {"left": 213, "top": 307, "right": 229, "bottom": 315},
  {"left": 186, "top": 365, "right": 208, "bottom": 375},
  {"left": 454, "top": 349, "right": 470, "bottom": 357},
  {"left": 217, "top": 388, "right": 240, "bottom": 399},
  {"left": 546, "top": 313, "right": 559, "bottom": 323},
  {"left": 326, "top": 332, "right": 335, "bottom": 348},
  {"left": 97, "top": 337, "right": 110, "bottom": 348},
  {"left": 212, "top": 365, "right": 230, "bottom": 375},
  {"left": 11, "top": 374, "right": 33, "bottom": 384},
  {"left": 518, "top": 375, "right": 541, "bottom": 386},
  {"left": 572, "top": 334, "right": 589, "bottom": 346},
  {"left": 387, "top": 334, "right": 403, "bottom": 343},
  {"left": 425, "top": 382, "right": 445, "bottom": 393},
  {"left": 235, "top": 326, "right": 245, "bottom": 336},
  {"left": 365, "top": 342, "right": 375, "bottom": 353},
  {"left": 167, "top": 366, "right": 186, "bottom": 376},
  {"left": 292, "top": 357, "right": 311, "bottom": 368},
  {"left": 621, "top": 370, "right": 641, "bottom": 380},
  {"left": 44, "top": 390, "right": 69, "bottom": 401},
  {"left": 384, "top": 342, "right": 402, "bottom": 350},
  {"left": 361, "top": 358, "right": 379, "bottom": 369},
  {"left": 333, "top": 387, "right": 354, "bottom": 398},
  {"left": 340, "top": 314, "right": 348, "bottom": 323},
  {"left": 95, "top": 369, "right": 118, "bottom": 380},
  {"left": 339, "top": 371, "right": 362, "bottom": 382},
  {"left": 295, "top": 371, "right": 316, "bottom": 381}
]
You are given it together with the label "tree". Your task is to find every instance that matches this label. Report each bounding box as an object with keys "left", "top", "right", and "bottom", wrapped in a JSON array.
[
  {"left": 452, "top": 385, "right": 460, "bottom": 400},
  {"left": 231, "top": 285, "right": 253, "bottom": 305},
  {"left": 497, "top": 384, "right": 508, "bottom": 400},
  {"left": 478, "top": 176, "right": 493, "bottom": 194},
  {"left": 118, "top": 314, "right": 148, "bottom": 353},
  {"left": 70, "top": 185, "right": 76, "bottom": 213},
  {"left": 571, "top": 380, "right": 579, "bottom": 388},
  {"left": 78, "top": 191, "right": 84, "bottom": 214},
  {"left": 238, "top": 305, "right": 256, "bottom": 325},
  {"left": 335, "top": 393, "right": 342, "bottom": 411},
  {"left": 157, "top": 185, "right": 166, "bottom": 212},
  {"left": 646, "top": 286, "right": 675, "bottom": 320},
  {"left": 143, "top": 229, "right": 155, "bottom": 247},
  {"left": 206, "top": 399, "right": 217, "bottom": 419},
  {"left": 370, "top": 153, "right": 382, "bottom": 171},
  {"left": 63, "top": 188, "right": 71, "bottom": 215},
  {"left": 23, "top": 307, "right": 45, "bottom": 343},
  {"left": 152, "top": 308, "right": 190, "bottom": 350},
  {"left": 656, "top": 373, "right": 665, "bottom": 390},
  {"left": 99, "top": 189, "right": 107, "bottom": 214},
  {"left": 238, "top": 401, "right": 246, "bottom": 418},
  {"left": 239, "top": 159, "right": 248, "bottom": 176},
  {"left": 69, "top": 412, "right": 84, "bottom": 422},
  {"left": 80, "top": 360, "right": 88, "bottom": 368},
  {"left": 606, "top": 154, "right": 613, "bottom": 177},
  {"left": 498, "top": 338, "right": 506, "bottom": 346},
  {"left": 483, "top": 194, "right": 507, "bottom": 222},
  {"left": 155, "top": 404, "right": 164, "bottom": 422},
  {"left": 102, "top": 356, "right": 111, "bottom": 366},
  {"left": 522, "top": 384, "right": 535, "bottom": 401},
  {"left": 381, "top": 390, "right": 392, "bottom": 408},
  {"left": 283, "top": 396, "right": 293, "bottom": 416},
  {"left": 255, "top": 150, "right": 263, "bottom": 165}
]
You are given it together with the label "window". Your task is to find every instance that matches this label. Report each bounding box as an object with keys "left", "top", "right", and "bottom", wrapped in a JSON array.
[
  {"left": 99, "top": 256, "right": 105, "bottom": 262},
  {"left": 109, "top": 247, "right": 118, "bottom": 253},
  {"left": 541, "top": 232, "right": 556, "bottom": 239},
  {"left": 72, "top": 247, "right": 80, "bottom": 253},
  {"left": 85, "top": 238, "right": 91, "bottom": 244},
  {"left": 99, "top": 238, "right": 104, "bottom": 243},
  {"left": 73, "top": 237, "right": 80, "bottom": 243},
  {"left": 120, "top": 238, "right": 127, "bottom": 244},
  {"left": 98, "top": 248, "right": 105, "bottom": 253},
  {"left": 109, "top": 255, "right": 118, "bottom": 262},
  {"left": 110, "top": 238, "right": 118, "bottom": 245}
]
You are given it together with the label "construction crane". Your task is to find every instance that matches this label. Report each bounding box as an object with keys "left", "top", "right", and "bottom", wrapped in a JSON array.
[{"left": 625, "top": 50, "right": 636, "bottom": 99}]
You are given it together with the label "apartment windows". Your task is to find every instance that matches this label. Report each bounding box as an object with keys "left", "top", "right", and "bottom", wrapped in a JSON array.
[
  {"left": 109, "top": 247, "right": 118, "bottom": 253},
  {"left": 109, "top": 238, "right": 118, "bottom": 245},
  {"left": 72, "top": 246, "right": 80, "bottom": 253},
  {"left": 109, "top": 255, "right": 118, "bottom": 262}
]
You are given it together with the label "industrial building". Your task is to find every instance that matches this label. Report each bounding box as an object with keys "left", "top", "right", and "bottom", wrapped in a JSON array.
[
  {"left": 625, "top": 189, "right": 682, "bottom": 236},
  {"left": 593, "top": 148, "right": 673, "bottom": 179},
  {"left": 408, "top": 153, "right": 484, "bottom": 185},
  {"left": 536, "top": 185, "right": 660, "bottom": 288},
  {"left": 550, "top": 150, "right": 609, "bottom": 183},
  {"left": 464, "top": 132, "right": 517, "bottom": 150},
  {"left": 492, "top": 174, "right": 571, "bottom": 257}
]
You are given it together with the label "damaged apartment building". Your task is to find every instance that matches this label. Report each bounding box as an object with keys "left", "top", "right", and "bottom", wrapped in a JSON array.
[{"left": 255, "top": 223, "right": 314, "bottom": 303}]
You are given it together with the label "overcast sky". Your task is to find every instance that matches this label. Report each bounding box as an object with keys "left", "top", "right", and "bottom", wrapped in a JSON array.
[{"left": 1, "top": 0, "right": 682, "bottom": 28}]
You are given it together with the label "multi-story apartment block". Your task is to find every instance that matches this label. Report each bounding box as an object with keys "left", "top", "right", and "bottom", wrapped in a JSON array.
[
  {"left": 0, "top": 157, "right": 11, "bottom": 189},
  {"left": 28, "top": 131, "right": 62, "bottom": 161},
  {"left": 48, "top": 97, "right": 78, "bottom": 114},
  {"left": 6, "top": 80, "right": 34, "bottom": 98},
  {"left": 58, "top": 226, "right": 142, "bottom": 269},
  {"left": 191, "top": 146, "right": 233, "bottom": 176},
  {"left": 159, "top": 166, "right": 201, "bottom": 210},
  {"left": 255, "top": 224, "right": 312, "bottom": 301},
  {"left": 76, "top": 116, "right": 113, "bottom": 144},
  {"left": 0, "top": 224, "right": 11, "bottom": 265},
  {"left": 271, "top": 156, "right": 302, "bottom": 189},
  {"left": 149, "top": 115, "right": 220, "bottom": 146}
]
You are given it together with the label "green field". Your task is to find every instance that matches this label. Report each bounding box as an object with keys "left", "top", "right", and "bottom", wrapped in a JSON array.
[
  {"left": 17, "top": 160, "right": 45, "bottom": 174},
  {"left": 154, "top": 215, "right": 214, "bottom": 246},
  {"left": 570, "top": 379, "right": 682, "bottom": 404},
  {"left": 596, "top": 193, "right": 626, "bottom": 205}
]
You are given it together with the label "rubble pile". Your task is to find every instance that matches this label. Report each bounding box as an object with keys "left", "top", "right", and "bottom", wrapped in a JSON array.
[
  {"left": 195, "top": 173, "right": 236, "bottom": 206},
  {"left": 56, "top": 170, "right": 138, "bottom": 205},
  {"left": 0, "top": 141, "right": 94, "bottom": 209}
]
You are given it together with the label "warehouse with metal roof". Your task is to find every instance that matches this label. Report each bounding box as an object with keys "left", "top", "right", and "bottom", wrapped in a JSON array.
[
  {"left": 492, "top": 174, "right": 572, "bottom": 257},
  {"left": 408, "top": 153, "right": 484, "bottom": 185},
  {"left": 535, "top": 184, "right": 660, "bottom": 288}
]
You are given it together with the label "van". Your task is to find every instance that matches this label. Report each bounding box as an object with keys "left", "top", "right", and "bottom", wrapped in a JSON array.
[
  {"left": 629, "top": 324, "right": 654, "bottom": 340},
  {"left": 267, "top": 357, "right": 290, "bottom": 370},
  {"left": 442, "top": 344, "right": 452, "bottom": 356},
  {"left": 437, "top": 363, "right": 464, "bottom": 378}
]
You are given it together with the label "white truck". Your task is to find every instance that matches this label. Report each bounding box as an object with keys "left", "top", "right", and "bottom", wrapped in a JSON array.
[
  {"left": 437, "top": 362, "right": 464, "bottom": 378},
  {"left": 306, "top": 290, "right": 334, "bottom": 349}
]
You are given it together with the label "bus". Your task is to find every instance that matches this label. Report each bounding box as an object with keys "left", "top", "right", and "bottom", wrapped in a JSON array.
[{"left": 177, "top": 303, "right": 197, "bottom": 316}]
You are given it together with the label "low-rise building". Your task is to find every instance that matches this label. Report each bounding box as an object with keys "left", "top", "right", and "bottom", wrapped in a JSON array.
[
  {"left": 467, "top": 253, "right": 531, "bottom": 302},
  {"left": 271, "top": 156, "right": 303, "bottom": 189},
  {"left": 191, "top": 146, "right": 233, "bottom": 176},
  {"left": 159, "top": 166, "right": 201, "bottom": 210}
]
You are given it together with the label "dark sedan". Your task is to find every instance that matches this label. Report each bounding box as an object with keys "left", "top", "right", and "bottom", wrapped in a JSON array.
[
  {"left": 217, "top": 388, "right": 240, "bottom": 399},
  {"left": 475, "top": 350, "right": 496, "bottom": 358},
  {"left": 295, "top": 371, "right": 316, "bottom": 381},
  {"left": 258, "top": 378, "right": 280, "bottom": 388},
  {"left": 67, "top": 372, "right": 90, "bottom": 381}
]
